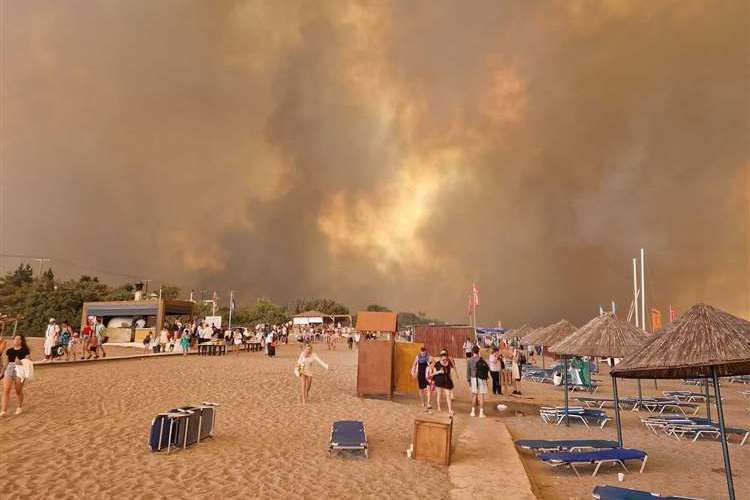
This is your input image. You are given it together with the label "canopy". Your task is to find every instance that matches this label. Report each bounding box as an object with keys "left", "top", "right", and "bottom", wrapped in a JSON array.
[
  {"left": 475, "top": 327, "right": 507, "bottom": 335},
  {"left": 611, "top": 303, "right": 750, "bottom": 379},
  {"left": 550, "top": 313, "right": 650, "bottom": 358}
]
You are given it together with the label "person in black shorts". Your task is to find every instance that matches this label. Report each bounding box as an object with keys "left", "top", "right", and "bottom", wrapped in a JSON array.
[
  {"left": 411, "top": 346, "right": 432, "bottom": 411},
  {"left": 432, "top": 349, "right": 454, "bottom": 415}
]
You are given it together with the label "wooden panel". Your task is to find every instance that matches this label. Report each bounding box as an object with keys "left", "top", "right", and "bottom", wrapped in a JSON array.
[
  {"left": 393, "top": 342, "right": 423, "bottom": 394},
  {"left": 413, "top": 414, "right": 452, "bottom": 465},
  {"left": 357, "top": 340, "right": 394, "bottom": 398},
  {"left": 414, "top": 326, "right": 474, "bottom": 359}
]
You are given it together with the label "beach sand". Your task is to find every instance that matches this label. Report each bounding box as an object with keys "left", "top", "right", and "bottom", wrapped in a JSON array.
[
  {"left": 1, "top": 344, "right": 449, "bottom": 499},
  {"left": 1, "top": 345, "right": 748, "bottom": 499}
]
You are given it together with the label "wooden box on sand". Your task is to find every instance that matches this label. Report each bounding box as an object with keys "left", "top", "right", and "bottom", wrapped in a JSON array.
[{"left": 413, "top": 414, "right": 453, "bottom": 465}]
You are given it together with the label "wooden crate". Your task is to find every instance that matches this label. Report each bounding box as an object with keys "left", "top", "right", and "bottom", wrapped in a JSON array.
[{"left": 413, "top": 414, "right": 453, "bottom": 465}]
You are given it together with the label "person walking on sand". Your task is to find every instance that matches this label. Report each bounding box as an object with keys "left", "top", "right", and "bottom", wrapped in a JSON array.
[
  {"left": 432, "top": 349, "right": 454, "bottom": 415},
  {"left": 411, "top": 346, "right": 432, "bottom": 412},
  {"left": 295, "top": 344, "right": 329, "bottom": 404},
  {"left": 512, "top": 348, "right": 525, "bottom": 395},
  {"left": 81, "top": 321, "right": 93, "bottom": 360},
  {"left": 95, "top": 318, "right": 107, "bottom": 358},
  {"left": 466, "top": 346, "right": 489, "bottom": 417},
  {"left": 1, "top": 335, "right": 31, "bottom": 416},
  {"left": 463, "top": 337, "right": 473, "bottom": 359},
  {"left": 488, "top": 347, "right": 503, "bottom": 396},
  {"left": 43, "top": 318, "right": 58, "bottom": 362}
]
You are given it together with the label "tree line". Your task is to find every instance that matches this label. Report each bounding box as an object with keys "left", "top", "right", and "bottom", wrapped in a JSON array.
[{"left": 0, "top": 263, "right": 443, "bottom": 335}]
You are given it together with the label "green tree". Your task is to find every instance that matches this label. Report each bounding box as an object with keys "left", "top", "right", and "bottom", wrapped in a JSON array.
[
  {"left": 289, "top": 298, "right": 349, "bottom": 316},
  {"left": 159, "top": 284, "right": 181, "bottom": 300},
  {"left": 366, "top": 304, "right": 392, "bottom": 312}
]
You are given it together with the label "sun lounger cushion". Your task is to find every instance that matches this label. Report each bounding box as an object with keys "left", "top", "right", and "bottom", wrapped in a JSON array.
[{"left": 329, "top": 420, "right": 368, "bottom": 456}]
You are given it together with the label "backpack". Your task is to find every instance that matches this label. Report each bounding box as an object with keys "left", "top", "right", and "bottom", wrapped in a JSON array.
[{"left": 475, "top": 358, "right": 490, "bottom": 380}]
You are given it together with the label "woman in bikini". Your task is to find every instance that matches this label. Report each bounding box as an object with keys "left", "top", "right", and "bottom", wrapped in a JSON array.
[{"left": 296, "top": 344, "right": 329, "bottom": 404}]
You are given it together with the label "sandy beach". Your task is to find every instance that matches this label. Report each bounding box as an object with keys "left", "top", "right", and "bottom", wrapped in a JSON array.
[{"left": 2, "top": 345, "right": 748, "bottom": 499}]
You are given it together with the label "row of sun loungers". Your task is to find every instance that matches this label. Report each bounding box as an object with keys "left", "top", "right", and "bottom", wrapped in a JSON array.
[
  {"left": 514, "top": 439, "right": 702, "bottom": 496},
  {"left": 575, "top": 396, "right": 699, "bottom": 416},
  {"left": 514, "top": 439, "right": 645, "bottom": 478},
  {"left": 662, "top": 390, "right": 723, "bottom": 403},
  {"left": 640, "top": 415, "right": 749, "bottom": 446}
]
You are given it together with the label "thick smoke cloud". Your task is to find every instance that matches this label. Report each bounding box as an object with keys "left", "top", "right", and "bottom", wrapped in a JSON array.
[{"left": 1, "top": 1, "right": 748, "bottom": 325}]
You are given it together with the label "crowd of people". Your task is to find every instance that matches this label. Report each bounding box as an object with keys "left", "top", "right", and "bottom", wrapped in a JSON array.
[
  {"left": 41, "top": 317, "right": 107, "bottom": 361},
  {"left": 410, "top": 337, "right": 528, "bottom": 418}
]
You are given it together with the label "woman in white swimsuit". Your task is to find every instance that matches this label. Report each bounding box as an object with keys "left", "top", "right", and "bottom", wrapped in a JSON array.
[{"left": 296, "top": 344, "right": 329, "bottom": 404}]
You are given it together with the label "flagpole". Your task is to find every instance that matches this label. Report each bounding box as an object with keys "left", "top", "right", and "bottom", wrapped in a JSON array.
[{"left": 228, "top": 290, "right": 234, "bottom": 331}]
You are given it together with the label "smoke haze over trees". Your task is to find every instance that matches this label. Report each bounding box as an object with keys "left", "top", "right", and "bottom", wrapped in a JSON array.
[{"left": 1, "top": 1, "right": 748, "bottom": 326}]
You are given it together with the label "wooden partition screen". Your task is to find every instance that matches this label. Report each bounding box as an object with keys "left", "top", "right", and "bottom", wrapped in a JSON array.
[
  {"left": 357, "top": 340, "right": 394, "bottom": 399},
  {"left": 392, "top": 342, "right": 422, "bottom": 394}
]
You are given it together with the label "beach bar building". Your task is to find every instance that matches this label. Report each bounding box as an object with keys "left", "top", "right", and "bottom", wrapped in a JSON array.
[{"left": 81, "top": 299, "right": 194, "bottom": 343}]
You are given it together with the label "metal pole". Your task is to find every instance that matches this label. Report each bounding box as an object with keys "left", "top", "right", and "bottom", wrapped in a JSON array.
[
  {"left": 705, "top": 377, "right": 712, "bottom": 421},
  {"left": 228, "top": 290, "right": 233, "bottom": 331},
  {"left": 611, "top": 362, "right": 623, "bottom": 447},
  {"left": 637, "top": 379, "right": 643, "bottom": 406},
  {"left": 712, "top": 367, "right": 735, "bottom": 500},
  {"left": 564, "top": 356, "right": 569, "bottom": 426},
  {"left": 640, "top": 248, "right": 646, "bottom": 333},
  {"left": 632, "top": 258, "right": 639, "bottom": 328}
]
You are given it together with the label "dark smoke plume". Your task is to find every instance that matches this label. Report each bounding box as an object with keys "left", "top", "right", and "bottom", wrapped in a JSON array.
[{"left": 1, "top": 1, "right": 748, "bottom": 325}]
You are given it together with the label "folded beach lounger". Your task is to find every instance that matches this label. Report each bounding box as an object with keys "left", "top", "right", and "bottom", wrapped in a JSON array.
[
  {"left": 515, "top": 439, "right": 619, "bottom": 453},
  {"left": 592, "top": 485, "right": 703, "bottom": 500},
  {"left": 329, "top": 420, "right": 368, "bottom": 457},
  {"left": 149, "top": 412, "right": 189, "bottom": 453},
  {"left": 171, "top": 402, "right": 220, "bottom": 444},
  {"left": 538, "top": 448, "right": 648, "bottom": 477}
]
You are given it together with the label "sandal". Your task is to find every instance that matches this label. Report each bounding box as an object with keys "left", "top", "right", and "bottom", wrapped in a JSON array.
[{"left": 15, "top": 407, "right": 22, "bottom": 415}]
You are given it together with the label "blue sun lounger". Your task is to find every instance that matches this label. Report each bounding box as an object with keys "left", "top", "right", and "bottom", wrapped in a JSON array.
[
  {"left": 592, "top": 485, "right": 703, "bottom": 499},
  {"left": 515, "top": 439, "right": 619, "bottom": 453},
  {"left": 538, "top": 448, "right": 648, "bottom": 477},
  {"left": 329, "top": 420, "right": 368, "bottom": 457}
]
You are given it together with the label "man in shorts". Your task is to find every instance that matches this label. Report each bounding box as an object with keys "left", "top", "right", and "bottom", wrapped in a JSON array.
[{"left": 466, "top": 346, "right": 488, "bottom": 418}]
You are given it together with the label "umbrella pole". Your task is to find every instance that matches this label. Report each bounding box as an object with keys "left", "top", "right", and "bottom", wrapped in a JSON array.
[
  {"left": 564, "top": 356, "right": 569, "bottom": 426},
  {"left": 542, "top": 346, "right": 545, "bottom": 369},
  {"left": 637, "top": 379, "right": 643, "bottom": 407},
  {"left": 705, "top": 377, "right": 712, "bottom": 420},
  {"left": 611, "top": 359, "right": 623, "bottom": 447},
  {"left": 712, "top": 367, "right": 735, "bottom": 500}
]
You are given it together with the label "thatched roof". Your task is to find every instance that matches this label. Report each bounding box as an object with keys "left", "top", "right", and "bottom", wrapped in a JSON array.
[
  {"left": 521, "top": 319, "right": 576, "bottom": 347},
  {"left": 505, "top": 324, "right": 532, "bottom": 340},
  {"left": 549, "top": 312, "right": 650, "bottom": 358},
  {"left": 611, "top": 303, "right": 750, "bottom": 379}
]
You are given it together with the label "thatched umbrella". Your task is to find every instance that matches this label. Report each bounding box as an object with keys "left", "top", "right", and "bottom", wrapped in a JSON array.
[
  {"left": 505, "top": 324, "right": 533, "bottom": 344},
  {"left": 521, "top": 319, "right": 576, "bottom": 370},
  {"left": 550, "top": 312, "right": 650, "bottom": 441},
  {"left": 611, "top": 303, "right": 750, "bottom": 500}
]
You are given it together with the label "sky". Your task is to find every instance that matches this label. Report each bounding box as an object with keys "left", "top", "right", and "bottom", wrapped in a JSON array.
[{"left": 1, "top": 0, "right": 748, "bottom": 326}]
